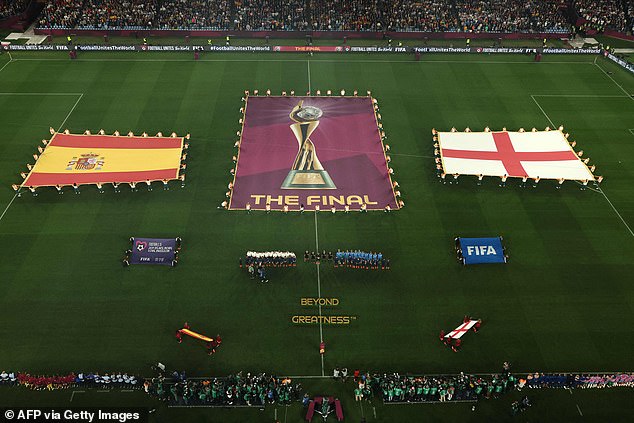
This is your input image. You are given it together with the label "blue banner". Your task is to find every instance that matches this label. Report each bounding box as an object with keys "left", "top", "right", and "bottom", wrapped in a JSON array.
[
  {"left": 130, "top": 237, "right": 177, "bottom": 266},
  {"left": 458, "top": 237, "right": 506, "bottom": 265}
]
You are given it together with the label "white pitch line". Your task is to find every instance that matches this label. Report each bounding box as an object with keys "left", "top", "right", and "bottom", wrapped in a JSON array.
[
  {"left": 57, "top": 93, "right": 84, "bottom": 131},
  {"left": 0, "top": 59, "right": 13, "bottom": 73},
  {"left": 390, "top": 152, "right": 435, "bottom": 159},
  {"left": 10, "top": 57, "right": 596, "bottom": 65},
  {"left": 0, "top": 92, "right": 84, "bottom": 226},
  {"left": 531, "top": 94, "right": 629, "bottom": 98},
  {"left": 69, "top": 390, "right": 85, "bottom": 402},
  {"left": 594, "top": 57, "right": 633, "bottom": 100},
  {"left": 530, "top": 95, "right": 557, "bottom": 127},
  {"left": 0, "top": 194, "right": 19, "bottom": 223},
  {"left": 307, "top": 60, "right": 312, "bottom": 92},
  {"left": 573, "top": 180, "right": 602, "bottom": 193},
  {"left": 599, "top": 188, "right": 634, "bottom": 237},
  {"left": 531, "top": 95, "right": 634, "bottom": 238},
  {"left": 0, "top": 92, "right": 85, "bottom": 96},
  {"left": 314, "top": 212, "right": 325, "bottom": 377},
  {"left": 576, "top": 403, "right": 584, "bottom": 416}
]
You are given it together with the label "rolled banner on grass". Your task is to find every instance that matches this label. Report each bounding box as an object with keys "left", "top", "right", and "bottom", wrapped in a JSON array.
[{"left": 179, "top": 328, "right": 214, "bottom": 343}]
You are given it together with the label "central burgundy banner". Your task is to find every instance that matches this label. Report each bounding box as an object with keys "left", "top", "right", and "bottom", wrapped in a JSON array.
[
  {"left": 273, "top": 46, "right": 348, "bottom": 52},
  {"left": 229, "top": 96, "right": 398, "bottom": 211}
]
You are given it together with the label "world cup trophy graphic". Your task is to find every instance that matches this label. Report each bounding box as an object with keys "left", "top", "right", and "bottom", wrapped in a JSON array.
[{"left": 281, "top": 101, "right": 336, "bottom": 189}]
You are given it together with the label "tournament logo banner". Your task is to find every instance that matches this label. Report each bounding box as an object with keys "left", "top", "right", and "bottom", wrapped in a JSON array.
[
  {"left": 229, "top": 96, "right": 398, "bottom": 211},
  {"left": 458, "top": 237, "right": 507, "bottom": 265},
  {"left": 130, "top": 237, "right": 177, "bottom": 266}
]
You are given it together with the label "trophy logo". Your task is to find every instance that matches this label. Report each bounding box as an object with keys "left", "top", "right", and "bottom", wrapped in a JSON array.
[{"left": 281, "top": 101, "right": 336, "bottom": 189}]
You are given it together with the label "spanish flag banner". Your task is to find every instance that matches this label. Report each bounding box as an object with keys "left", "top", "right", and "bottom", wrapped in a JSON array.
[
  {"left": 179, "top": 328, "right": 214, "bottom": 342},
  {"left": 22, "top": 133, "right": 185, "bottom": 188}
]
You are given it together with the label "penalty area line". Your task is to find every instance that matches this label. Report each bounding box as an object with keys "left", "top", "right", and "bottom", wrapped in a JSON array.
[
  {"left": 69, "top": 390, "right": 85, "bottom": 402},
  {"left": 593, "top": 56, "right": 633, "bottom": 100},
  {"left": 531, "top": 95, "right": 634, "bottom": 238},
  {"left": 314, "top": 212, "right": 325, "bottom": 377},
  {"left": 0, "top": 57, "right": 13, "bottom": 73},
  {"left": 576, "top": 404, "right": 583, "bottom": 416},
  {"left": 599, "top": 188, "right": 634, "bottom": 237},
  {"left": 0, "top": 92, "right": 84, "bottom": 226},
  {"left": 307, "top": 60, "right": 312, "bottom": 93}
]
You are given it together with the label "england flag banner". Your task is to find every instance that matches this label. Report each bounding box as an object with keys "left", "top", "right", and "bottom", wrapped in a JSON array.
[
  {"left": 458, "top": 237, "right": 506, "bottom": 265},
  {"left": 445, "top": 320, "right": 478, "bottom": 339},
  {"left": 437, "top": 130, "right": 595, "bottom": 181},
  {"left": 130, "top": 237, "right": 177, "bottom": 266}
]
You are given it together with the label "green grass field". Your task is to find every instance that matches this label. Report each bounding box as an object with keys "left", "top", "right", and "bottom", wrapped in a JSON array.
[{"left": 0, "top": 50, "right": 633, "bottom": 421}]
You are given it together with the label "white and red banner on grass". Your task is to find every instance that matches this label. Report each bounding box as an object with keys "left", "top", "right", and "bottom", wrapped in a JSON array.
[
  {"left": 438, "top": 130, "right": 594, "bottom": 181},
  {"left": 445, "top": 320, "right": 478, "bottom": 339}
]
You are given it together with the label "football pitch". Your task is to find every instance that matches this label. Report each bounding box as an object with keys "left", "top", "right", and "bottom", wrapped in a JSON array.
[{"left": 0, "top": 51, "right": 633, "bottom": 420}]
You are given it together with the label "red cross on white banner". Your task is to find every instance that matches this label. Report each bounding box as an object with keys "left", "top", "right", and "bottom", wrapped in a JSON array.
[
  {"left": 441, "top": 132, "right": 578, "bottom": 178},
  {"left": 445, "top": 320, "right": 478, "bottom": 339}
]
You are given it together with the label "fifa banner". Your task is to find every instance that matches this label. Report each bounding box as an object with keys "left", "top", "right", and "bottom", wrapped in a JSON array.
[
  {"left": 458, "top": 237, "right": 507, "bottom": 265},
  {"left": 2, "top": 44, "right": 601, "bottom": 55},
  {"left": 605, "top": 53, "right": 634, "bottom": 74},
  {"left": 130, "top": 237, "right": 177, "bottom": 266}
]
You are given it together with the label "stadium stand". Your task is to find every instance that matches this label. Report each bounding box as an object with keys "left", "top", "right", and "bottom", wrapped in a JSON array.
[
  {"left": 159, "top": 0, "right": 232, "bottom": 30},
  {"left": 234, "top": 0, "right": 309, "bottom": 31},
  {"left": 0, "top": 0, "right": 30, "bottom": 19},
  {"left": 30, "top": 0, "right": 634, "bottom": 36},
  {"left": 573, "top": 0, "right": 630, "bottom": 33},
  {"left": 75, "top": 0, "right": 158, "bottom": 30}
]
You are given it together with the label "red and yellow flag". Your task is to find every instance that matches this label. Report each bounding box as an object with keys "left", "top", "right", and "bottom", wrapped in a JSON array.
[{"left": 22, "top": 133, "right": 184, "bottom": 188}]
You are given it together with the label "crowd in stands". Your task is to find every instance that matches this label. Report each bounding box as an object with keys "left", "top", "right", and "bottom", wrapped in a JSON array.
[
  {"left": 383, "top": 1, "right": 458, "bottom": 32},
  {"left": 0, "top": 371, "right": 139, "bottom": 390},
  {"left": 524, "top": 372, "right": 634, "bottom": 388},
  {"left": 34, "top": 0, "right": 634, "bottom": 34},
  {"left": 2, "top": 368, "right": 632, "bottom": 405},
  {"left": 38, "top": 0, "right": 85, "bottom": 29},
  {"left": 310, "top": 0, "right": 379, "bottom": 31},
  {"left": 371, "top": 371, "right": 515, "bottom": 402},
  {"left": 234, "top": 0, "right": 309, "bottom": 31},
  {"left": 0, "top": 0, "right": 29, "bottom": 19},
  {"left": 73, "top": 0, "right": 158, "bottom": 30},
  {"left": 454, "top": 0, "right": 571, "bottom": 33},
  {"left": 573, "top": 0, "right": 630, "bottom": 33},
  {"left": 146, "top": 372, "right": 303, "bottom": 406},
  {"left": 159, "top": 0, "right": 232, "bottom": 30},
  {"left": 352, "top": 370, "right": 634, "bottom": 403}
]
